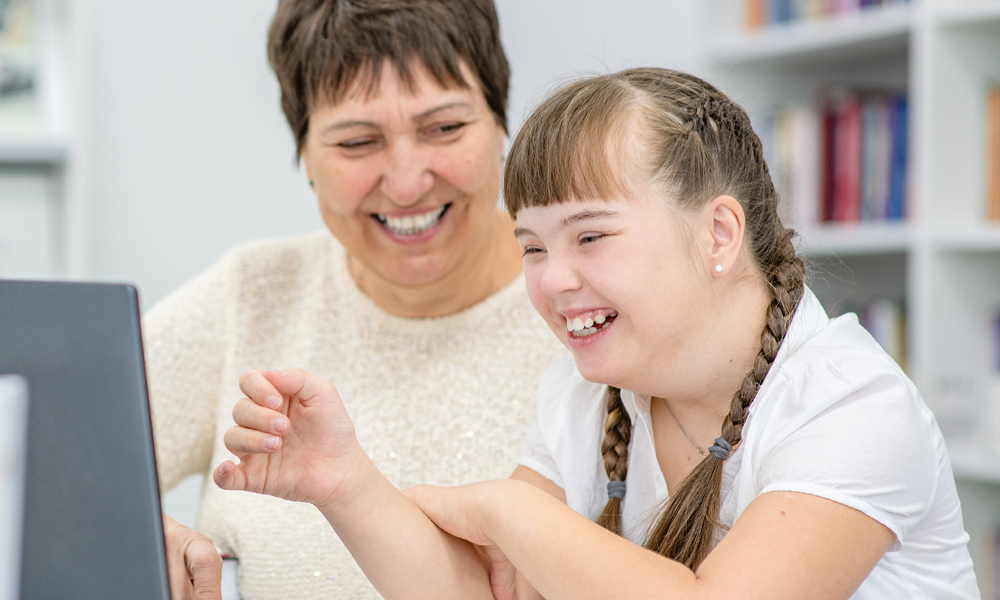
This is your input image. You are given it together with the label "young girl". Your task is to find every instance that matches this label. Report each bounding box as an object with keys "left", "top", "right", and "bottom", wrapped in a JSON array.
[{"left": 214, "top": 68, "right": 979, "bottom": 599}]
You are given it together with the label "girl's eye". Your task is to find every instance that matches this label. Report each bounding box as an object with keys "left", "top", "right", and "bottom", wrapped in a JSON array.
[
  {"left": 579, "top": 233, "right": 605, "bottom": 244},
  {"left": 521, "top": 246, "right": 544, "bottom": 257}
]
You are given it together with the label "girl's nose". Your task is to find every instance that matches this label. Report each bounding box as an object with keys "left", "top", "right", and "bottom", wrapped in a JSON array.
[
  {"left": 379, "top": 142, "right": 435, "bottom": 206},
  {"left": 539, "top": 253, "right": 583, "bottom": 298}
]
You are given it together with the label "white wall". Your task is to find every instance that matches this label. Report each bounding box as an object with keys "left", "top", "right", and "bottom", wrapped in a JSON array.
[
  {"left": 84, "top": 0, "right": 321, "bottom": 309},
  {"left": 77, "top": 0, "right": 704, "bottom": 525}
]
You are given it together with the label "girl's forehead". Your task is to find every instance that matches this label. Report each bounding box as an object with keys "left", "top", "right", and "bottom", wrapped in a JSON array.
[{"left": 514, "top": 195, "right": 667, "bottom": 232}]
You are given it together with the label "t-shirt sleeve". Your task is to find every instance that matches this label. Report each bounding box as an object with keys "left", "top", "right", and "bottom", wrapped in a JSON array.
[
  {"left": 144, "top": 254, "right": 233, "bottom": 492},
  {"left": 755, "top": 360, "right": 939, "bottom": 548},
  {"left": 517, "top": 419, "right": 565, "bottom": 489}
]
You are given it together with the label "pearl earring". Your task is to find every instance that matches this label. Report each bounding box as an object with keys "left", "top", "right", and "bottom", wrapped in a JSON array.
[{"left": 715, "top": 265, "right": 723, "bottom": 273}]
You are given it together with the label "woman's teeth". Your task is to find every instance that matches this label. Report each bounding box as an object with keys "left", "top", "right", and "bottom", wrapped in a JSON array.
[
  {"left": 375, "top": 205, "right": 447, "bottom": 236},
  {"left": 566, "top": 312, "right": 616, "bottom": 337}
]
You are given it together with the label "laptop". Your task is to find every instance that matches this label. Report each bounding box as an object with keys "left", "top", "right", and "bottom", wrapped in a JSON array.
[{"left": 0, "top": 280, "right": 171, "bottom": 600}]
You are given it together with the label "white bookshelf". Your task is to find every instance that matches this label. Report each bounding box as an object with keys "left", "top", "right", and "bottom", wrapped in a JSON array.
[
  {"left": 705, "top": 0, "right": 1000, "bottom": 590},
  {"left": 0, "top": 0, "right": 83, "bottom": 280}
]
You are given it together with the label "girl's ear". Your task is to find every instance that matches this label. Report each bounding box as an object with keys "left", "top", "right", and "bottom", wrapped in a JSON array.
[{"left": 705, "top": 195, "right": 746, "bottom": 277}]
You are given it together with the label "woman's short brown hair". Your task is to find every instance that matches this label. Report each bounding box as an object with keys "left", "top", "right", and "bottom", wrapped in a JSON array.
[{"left": 268, "top": 0, "right": 510, "bottom": 156}]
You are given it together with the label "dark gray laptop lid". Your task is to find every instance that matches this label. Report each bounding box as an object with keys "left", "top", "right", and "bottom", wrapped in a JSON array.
[{"left": 0, "top": 280, "right": 170, "bottom": 600}]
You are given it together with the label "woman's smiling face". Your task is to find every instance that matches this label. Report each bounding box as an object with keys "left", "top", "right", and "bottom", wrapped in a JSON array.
[
  {"left": 302, "top": 60, "right": 506, "bottom": 288},
  {"left": 515, "top": 193, "right": 715, "bottom": 392}
]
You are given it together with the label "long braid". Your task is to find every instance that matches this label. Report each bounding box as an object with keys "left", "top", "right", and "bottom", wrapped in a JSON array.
[
  {"left": 642, "top": 89, "right": 807, "bottom": 569},
  {"left": 644, "top": 233, "right": 804, "bottom": 568},
  {"left": 595, "top": 386, "right": 631, "bottom": 536}
]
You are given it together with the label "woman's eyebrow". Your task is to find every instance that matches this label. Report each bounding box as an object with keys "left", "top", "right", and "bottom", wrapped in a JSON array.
[
  {"left": 414, "top": 101, "right": 473, "bottom": 121},
  {"left": 321, "top": 102, "right": 473, "bottom": 135}
]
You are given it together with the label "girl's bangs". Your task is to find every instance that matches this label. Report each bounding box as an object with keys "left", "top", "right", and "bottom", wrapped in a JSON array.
[{"left": 503, "top": 78, "right": 642, "bottom": 217}]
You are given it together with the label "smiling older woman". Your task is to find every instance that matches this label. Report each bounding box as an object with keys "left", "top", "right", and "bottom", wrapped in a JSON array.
[{"left": 144, "top": 1, "right": 565, "bottom": 599}]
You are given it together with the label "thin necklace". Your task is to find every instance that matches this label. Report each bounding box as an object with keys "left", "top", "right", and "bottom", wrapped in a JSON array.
[{"left": 661, "top": 398, "right": 706, "bottom": 457}]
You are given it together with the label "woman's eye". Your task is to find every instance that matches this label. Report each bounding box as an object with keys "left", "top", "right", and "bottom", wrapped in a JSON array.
[
  {"left": 337, "top": 137, "right": 378, "bottom": 150},
  {"left": 427, "top": 122, "right": 466, "bottom": 137},
  {"left": 579, "top": 233, "right": 605, "bottom": 244},
  {"left": 521, "top": 246, "right": 544, "bottom": 257}
]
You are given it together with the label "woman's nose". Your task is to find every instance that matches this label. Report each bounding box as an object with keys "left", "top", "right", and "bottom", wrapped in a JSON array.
[{"left": 379, "top": 141, "right": 435, "bottom": 206}]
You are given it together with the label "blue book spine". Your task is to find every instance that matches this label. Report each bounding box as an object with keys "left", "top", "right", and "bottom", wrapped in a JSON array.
[
  {"left": 772, "top": 0, "right": 793, "bottom": 22},
  {"left": 887, "top": 95, "right": 908, "bottom": 220}
]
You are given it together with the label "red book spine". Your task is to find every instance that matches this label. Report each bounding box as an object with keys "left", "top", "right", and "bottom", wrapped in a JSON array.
[{"left": 833, "top": 94, "right": 863, "bottom": 222}]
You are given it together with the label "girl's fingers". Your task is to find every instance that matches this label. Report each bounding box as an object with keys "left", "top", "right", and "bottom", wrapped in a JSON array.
[
  {"left": 263, "top": 367, "right": 338, "bottom": 405},
  {"left": 238, "top": 369, "right": 283, "bottom": 409},
  {"left": 213, "top": 459, "right": 249, "bottom": 492},
  {"left": 232, "top": 397, "right": 288, "bottom": 434},
  {"left": 223, "top": 424, "right": 282, "bottom": 456}
]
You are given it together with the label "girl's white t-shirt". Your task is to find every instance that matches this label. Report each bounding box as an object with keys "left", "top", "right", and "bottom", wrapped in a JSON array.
[{"left": 518, "top": 287, "right": 979, "bottom": 599}]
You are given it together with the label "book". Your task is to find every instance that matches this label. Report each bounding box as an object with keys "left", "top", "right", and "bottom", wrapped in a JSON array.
[
  {"left": 988, "top": 85, "right": 1000, "bottom": 222},
  {"left": 860, "top": 299, "right": 906, "bottom": 370},
  {"left": 886, "top": 94, "right": 908, "bottom": 221},
  {"left": 829, "top": 91, "right": 863, "bottom": 222}
]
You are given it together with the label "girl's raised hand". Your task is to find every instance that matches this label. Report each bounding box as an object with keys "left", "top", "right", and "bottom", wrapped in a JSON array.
[{"left": 213, "top": 368, "right": 364, "bottom": 510}]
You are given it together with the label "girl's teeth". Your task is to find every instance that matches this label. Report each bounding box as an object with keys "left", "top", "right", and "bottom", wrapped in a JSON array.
[{"left": 564, "top": 312, "right": 616, "bottom": 338}]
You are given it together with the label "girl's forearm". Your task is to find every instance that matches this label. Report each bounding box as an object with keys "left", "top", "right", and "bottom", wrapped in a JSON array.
[
  {"left": 482, "top": 481, "right": 699, "bottom": 600},
  {"left": 316, "top": 456, "right": 494, "bottom": 600}
]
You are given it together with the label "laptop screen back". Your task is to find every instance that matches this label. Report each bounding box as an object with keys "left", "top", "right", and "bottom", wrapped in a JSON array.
[{"left": 0, "top": 280, "right": 170, "bottom": 600}]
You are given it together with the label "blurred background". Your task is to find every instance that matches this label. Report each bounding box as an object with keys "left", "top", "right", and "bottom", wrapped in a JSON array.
[{"left": 3, "top": 0, "right": 1000, "bottom": 593}]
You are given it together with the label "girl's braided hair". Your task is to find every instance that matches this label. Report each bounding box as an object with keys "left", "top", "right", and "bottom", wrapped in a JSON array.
[{"left": 504, "top": 68, "right": 805, "bottom": 569}]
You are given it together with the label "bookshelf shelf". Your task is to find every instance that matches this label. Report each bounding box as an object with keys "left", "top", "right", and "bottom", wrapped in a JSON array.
[
  {"left": 796, "top": 223, "right": 912, "bottom": 255},
  {"left": 707, "top": 3, "right": 912, "bottom": 64},
  {"left": 933, "top": 227, "right": 1000, "bottom": 252},
  {"left": 0, "top": 141, "right": 67, "bottom": 167},
  {"left": 935, "top": 1, "right": 1000, "bottom": 26}
]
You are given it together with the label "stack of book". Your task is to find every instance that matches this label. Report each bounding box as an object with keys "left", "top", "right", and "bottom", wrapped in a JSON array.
[
  {"left": 859, "top": 299, "right": 906, "bottom": 370},
  {"left": 822, "top": 91, "right": 908, "bottom": 223},
  {"left": 746, "top": 0, "right": 910, "bottom": 28},
  {"left": 988, "top": 85, "right": 1000, "bottom": 223},
  {"left": 761, "top": 90, "right": 908, "bottom": 229}
]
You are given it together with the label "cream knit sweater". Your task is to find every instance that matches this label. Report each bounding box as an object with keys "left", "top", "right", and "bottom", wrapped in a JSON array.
[{"left": 145, "top": 230, "right": 567, "bottom": 599}]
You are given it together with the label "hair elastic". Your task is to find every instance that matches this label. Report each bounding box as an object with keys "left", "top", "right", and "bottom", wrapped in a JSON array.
[
  {"left": 607, "top": 480, "right": 627, "bottom": 501},
  {"left": 708, "top": 437, "right": 732, "bottom": 460}
]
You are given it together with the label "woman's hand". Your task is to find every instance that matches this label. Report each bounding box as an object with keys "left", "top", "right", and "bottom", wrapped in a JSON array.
[
  {"left": 213, "top": 368, "right": 365, "bottom": 510},
  {"left": 163, "top": 513, "right": 222, "bottom": 600}
]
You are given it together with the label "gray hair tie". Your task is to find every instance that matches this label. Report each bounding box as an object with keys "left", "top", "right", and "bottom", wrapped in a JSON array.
[
  {"left": 607, "top": 480, "right": 627, "bottom": 501},
  {"left": 708, "top": 437, "right": 733, "bottom": 460}
]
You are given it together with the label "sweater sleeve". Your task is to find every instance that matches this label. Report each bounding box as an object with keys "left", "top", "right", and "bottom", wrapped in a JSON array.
[{"left": 144, "top": 254, "right": 234, "bottom": 493}]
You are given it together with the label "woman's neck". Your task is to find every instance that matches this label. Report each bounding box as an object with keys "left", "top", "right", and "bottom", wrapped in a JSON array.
[{"left": 348, "top": 209, "right": 524, "bottom": 318}]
